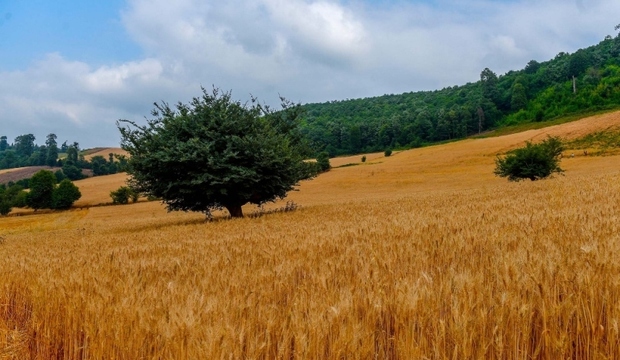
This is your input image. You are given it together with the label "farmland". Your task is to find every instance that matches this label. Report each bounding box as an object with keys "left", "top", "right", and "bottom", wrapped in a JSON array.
[{"left": 1, "top": 111, "right": 620, "bottom": 359}]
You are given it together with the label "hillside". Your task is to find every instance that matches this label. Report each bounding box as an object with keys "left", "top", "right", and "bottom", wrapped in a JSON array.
[
  {"left": 82, "top": 147, "right": 128, "bottom": 161},
  {"left": 300, "top": 34, "right": 620, "bottom": 156},
  {"left": 21, "top": 109, "right": 617, "bottom": 211}
]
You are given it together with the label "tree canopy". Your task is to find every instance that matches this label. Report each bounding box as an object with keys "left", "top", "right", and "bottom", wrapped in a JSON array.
[{"left": 118, "top": 87, "right": 310, "bottom": 218}]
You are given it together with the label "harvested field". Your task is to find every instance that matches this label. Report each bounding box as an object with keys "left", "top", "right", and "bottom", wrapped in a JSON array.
[
  {"left": 0, "top": 166, "right": 60, "bottom": 184},
  {"left": 1, "top": 111, "right": 620, "bottom": 358},
  {"left": 83, "top": 147, "right": 128, "bottom": 161}
]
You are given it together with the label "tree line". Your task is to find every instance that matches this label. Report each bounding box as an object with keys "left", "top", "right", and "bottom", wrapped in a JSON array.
[
  {"left": 300, "top": 32, "right": 620, "bottom": 156},
  {"left": 0, "top": 133, "right": 129, "bottom": 185}
]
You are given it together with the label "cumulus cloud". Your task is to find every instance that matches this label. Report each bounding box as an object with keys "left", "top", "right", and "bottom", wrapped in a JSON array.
[{"left": 1, "top": 0, "right": 620, "bottom": 146}]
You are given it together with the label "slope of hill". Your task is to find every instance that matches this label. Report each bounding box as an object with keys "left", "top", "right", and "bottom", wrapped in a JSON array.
[
  {"left": 21, "top": 109, "right": 615, "bottom": 211},
  {"left": 300, "top": 34, "right": 620, "bottom": 156},
  {"left": 83, "top": 147, "right": 128, "bottom": 161}
]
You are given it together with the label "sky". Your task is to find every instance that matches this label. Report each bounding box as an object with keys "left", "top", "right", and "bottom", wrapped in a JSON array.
[{"left": 0, "top": 0, "right": 618, "bottom": 148}]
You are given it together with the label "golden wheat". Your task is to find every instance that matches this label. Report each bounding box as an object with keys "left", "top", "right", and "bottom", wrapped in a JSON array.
[{"left": 1, "top": 111, "right": 620, "bottom": 359}]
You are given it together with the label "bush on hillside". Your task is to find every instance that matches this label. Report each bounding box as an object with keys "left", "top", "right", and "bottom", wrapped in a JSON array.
[
  {"left": 316, "top": 152, "right": 331, "bottom": 172},
  {"left": 26, "top": 170, "right": 57, "bottom": 210},
  {"left": 384, "top": 149, "right": 392, "bottom": 157},
  {"left": 52, "top": 179, "right": 82, "bottom": 209},
  {"left": 494, "top": 136, "right": 564, "bottom": 181},
  {"left": 110, "top": 186, "right": 138, "bottom": 205},
  {"left": 62, "top": 164, "right": 85, "bottom": 181}
]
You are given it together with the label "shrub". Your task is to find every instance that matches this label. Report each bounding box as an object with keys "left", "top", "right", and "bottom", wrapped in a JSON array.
[
  {"left": 0, "top": 187, "right": 10, "bottom": 216},
  {"left": 316, "top": 152, "right": 331, "bottom": 172},
  {"left": 494, "top": 136, "right": 564, "bottom": 181},
  {"left": 62, "top": 164, "right": 85, "bottom": 181},
  {"left": 52, "top": 179, "right": 82, "bottom": 210},
  {"left": 26, "top": 170, "right": 57, "bottom": 210},
  {"left": 54, "top": 170, "right": 67, "bottom": 183},
  {"left": 11, "top": 189, "right": 28, "bottom": 208},
  {"left": 361, "top": 155, "right": 366, "bottom": 163},
  {"left": 110, "top": 186, "right": 138, "bottom": 205},
  {"left": 384, "top": 149, "right": 392, "bottom": 157}
]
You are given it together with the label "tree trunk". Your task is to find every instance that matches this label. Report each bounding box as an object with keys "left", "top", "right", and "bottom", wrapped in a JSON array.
[{"left": 225, "top": 204, "right": 244, "bottom": 218}]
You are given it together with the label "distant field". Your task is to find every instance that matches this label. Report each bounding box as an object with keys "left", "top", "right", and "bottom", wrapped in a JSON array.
[
  {"left": 0, "top": 166, "right": 60, "bottom": 184},
  {"left": 83, "top": 147, "right": 128, "bottom": 161},
  {"left": 2, "top": 111, "right": 620, "bottom": 358}
]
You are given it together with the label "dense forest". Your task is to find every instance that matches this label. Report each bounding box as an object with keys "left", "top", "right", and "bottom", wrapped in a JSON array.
[{"left": 300, "top": 33, "right": 620, "bottom": 156}]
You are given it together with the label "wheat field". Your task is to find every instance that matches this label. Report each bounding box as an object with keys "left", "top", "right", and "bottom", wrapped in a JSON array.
[{"left": 1, "top": 112, "right": 620, "bottom": 359}]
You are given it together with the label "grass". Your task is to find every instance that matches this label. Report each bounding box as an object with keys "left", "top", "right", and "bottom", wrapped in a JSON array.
[
  {"left": 1, "top": 111, "right": 620, "bottom": 358},
  {"left": 564, "top": 128, "right": 620, "bottom": 156}
]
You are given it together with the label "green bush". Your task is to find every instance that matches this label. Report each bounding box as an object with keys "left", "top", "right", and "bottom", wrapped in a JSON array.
[
  {"left": 52, "top": 179, "right": 82, "bottom": 209},
  {"left": 384, "top": 149, "right": 392, "bottom": 157},
  {"left": 26, "top": 170, "right": 57, "bottom": 210},
  {"left": 61, "top": 164, "right": 85, "bottom": 181},
  {"left": 0, "top": 186, "right": 10, "bottom": 216},
  {"left": 361, "top": 155, "right": 366, "bottom": 163},
  {"left": 54, "top": 169, "right": 67, "bottom": 182},
  {"left": 11, "top": 189, "right": 28, "bottom": 208},
  {"left": 494, "top": 136, "right": 564, "bottom": 181},
  {"left": 316, "top": 152, "right": 331, "bottom": 172},
  {"left": 0, "top": 197, "right": 10, "bottom": 215},
  {"left": 110, "top": 186, "right": 138, "bottom": 205}
]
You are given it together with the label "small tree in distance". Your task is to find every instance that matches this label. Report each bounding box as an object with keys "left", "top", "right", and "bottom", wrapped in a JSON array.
[
  {"left": 27, "top": 170, "right": 57, "bottom": 210},
  {"left": 118, "top": 87, "right": 309, "bottom": 218},
  {"left": 316, "top": 152, "right": 331, "bottom": 172},
  {"left": 52, "top": 179, "right": 82, "bottom": 209},
  {"left": 494, "top": 136, "right": 564, "bottom": 181},
  {"left": 110, "top": 186, "right": 138, "bottom": 205}
]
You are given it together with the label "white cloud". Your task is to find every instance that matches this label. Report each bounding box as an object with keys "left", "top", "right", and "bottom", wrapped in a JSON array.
[{"left": 1, "top": 0, "right": 620, "bottom": 146}]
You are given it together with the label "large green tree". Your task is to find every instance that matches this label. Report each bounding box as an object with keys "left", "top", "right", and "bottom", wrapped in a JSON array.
[
  {"left": 14, "top": 134, "right": 35, "bottom": 157},
  {"left": 46, "top": 133, "right": 59, "bottom": 167},
  {"left": 0, "top": 136, "right": 8, "bottom": 151},
  {"left": 118, "top": 87, "right": 309, "bottom": 218}
]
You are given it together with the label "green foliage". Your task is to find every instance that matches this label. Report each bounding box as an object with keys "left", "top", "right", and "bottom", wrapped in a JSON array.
[
  {"left": 52, "top": 179, "right": 82, "bottom": 209},
  {"left": 361, "top": 155, "right": 366, "bottom": 163},
  {"left": 11, "top": 189, "right": 28, "bottom": 208},
  {"left": 0, "top": 197, "right": 10, "bottom": 215},
  {"left": 0, "top": 186, "right": 10, "bottom": 215},
  {"left": 494, "top": 136, "right": 564, "bottom": 181},
  {"left": 26, "top": 170, "right": 57, "bottom": 210},
  {"left": 110, "top": 186, "right": 138, "bottom": 205},
  {"left": 299, "top": 32, "right": 620, "bottom": 156},
  {"left": 62, "top": 164, "right": 85, "bottom": 181},
  {"left": 316, "top": 152, "right": 331, "bottom": 172},
  {"left": 46, "top": 133, "right": 59, "bottom": 167},
  {"left": 564, "top": 129, "right": 620, "bottom": 155},
  {"left": 54, "top": 169, "right": 67, "bottom": 183},
  {"left": 384, "top": 149, "right": 392, "bottom": 157},
  {"left": 118, "top": 87, "right": 308, "bottom": 218}
]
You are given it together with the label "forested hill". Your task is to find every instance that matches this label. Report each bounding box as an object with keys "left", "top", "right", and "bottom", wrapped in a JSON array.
[{"left": 300, "top": 34, "right": 620, "bottom": 156}]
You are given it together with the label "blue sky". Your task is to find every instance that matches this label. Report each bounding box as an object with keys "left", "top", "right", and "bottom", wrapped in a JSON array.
[
  {"left": 0, "top": 0, "right": 618, "bottom": 147},
  {"left": 0, "top": 0, "right": 140, "bottom": 69}
]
